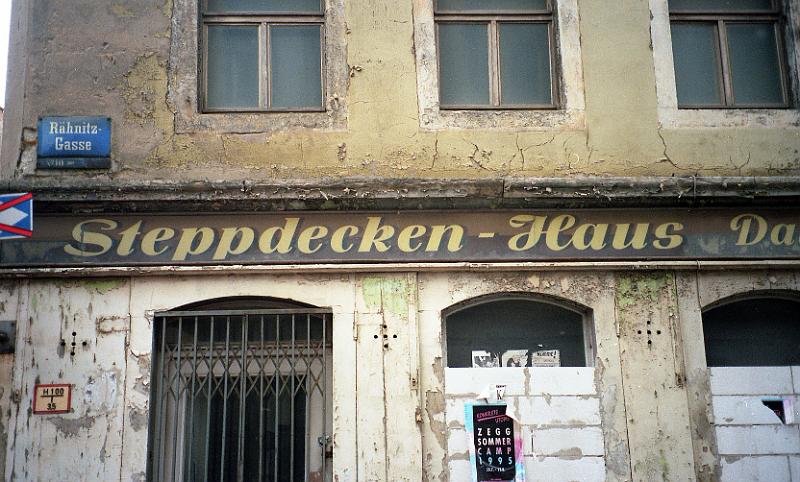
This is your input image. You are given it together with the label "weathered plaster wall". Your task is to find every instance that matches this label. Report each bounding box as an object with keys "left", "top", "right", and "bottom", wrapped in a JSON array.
[
  {"left": 2, "top": 0, "right": 799, "bottom": 179},
  {"left": 0, "top": 281, "right": 18, "bottom": 481},
  {"left": 675, "top": 270, "right": 800, "bottom": 482},
  {"left": 4, "top": 278, "right": 131, "bottom": 481},
  {"left": 1, "top": 270, "right": 799, "bottom": 480},
  {"left": 416, "top": 271, "right": 633, "bottom": 481}
]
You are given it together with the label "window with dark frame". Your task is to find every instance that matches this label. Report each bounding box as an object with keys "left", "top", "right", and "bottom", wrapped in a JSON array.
[
  {"left": 669, "top": 0, "right": 790, "bottom": 108},
  {"left": 201, "top": 0, "right": 325, "bottom": 112},
  {"left": 435, "top": 0, "right": 557, "bottom": 109}
]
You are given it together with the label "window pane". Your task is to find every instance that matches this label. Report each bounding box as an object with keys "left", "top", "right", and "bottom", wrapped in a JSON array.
[
  {"left": 438, "top": 23, "right": 490, "bottom": 106},
  {"left": 270, "top": 25, "right": 323, "bottom": 109},
  {"left": 206, "top": 0, "right": 321, "bottom": 14},
  {"left": 206, "top": 25, "right": 260, "bottom": 109},
  {"left": 437, "top": 0, "right": 547, "bottom": 12},
  {"left": 499, "top": 23, "right": 552, "bottom": 105},
  {"left": 670, "top": 23, "right": 723, "bottom": 106},
  {"left": 727, "top": 23, "right": 784, "bottom": 105},
  {"left": 668, "top": 0, "right": 773, "bottom": 11},
  {"left": 446, "top": 300, "right": 587, "bottom": 368}
]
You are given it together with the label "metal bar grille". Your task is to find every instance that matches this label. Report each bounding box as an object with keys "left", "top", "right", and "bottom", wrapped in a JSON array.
[{"left": 148, "top": 309, "right": 332, "bottom": 482}]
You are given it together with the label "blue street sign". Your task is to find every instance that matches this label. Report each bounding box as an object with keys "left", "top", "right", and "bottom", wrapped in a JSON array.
[{"left": 37, "top": 116, "right": 111, "bottom": 169}]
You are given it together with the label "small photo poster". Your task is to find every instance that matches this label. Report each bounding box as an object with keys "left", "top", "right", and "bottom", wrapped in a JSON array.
[
  {"left": 464, "top": 403, "right": 525, "bottom": 482},
  {"left": 472, "top": 350, "right": 500, "bottom": 368}
]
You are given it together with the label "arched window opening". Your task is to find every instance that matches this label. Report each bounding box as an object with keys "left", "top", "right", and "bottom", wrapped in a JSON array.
[
  {"left": 443, "top": 296, "right": 594, "bottom": 368},
  {"left": 147, "top": 297, "right": 332, "bottom": 482},
  {"left": 703, "top": 296, "right": 800, "bottom": 367}
]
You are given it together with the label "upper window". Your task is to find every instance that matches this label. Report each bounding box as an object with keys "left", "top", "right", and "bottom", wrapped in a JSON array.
[
  {"left": 703, "top": 296, "right": 800, "bottom": 366},
  {"left": 669, "top": 0, "right": 790, "bottom": 108},
  {"left": 435, "top": 0, "right": 557, "bottom": 109},
  {"left": 201, "top": 0, "right": 325, "bottom": 112}
]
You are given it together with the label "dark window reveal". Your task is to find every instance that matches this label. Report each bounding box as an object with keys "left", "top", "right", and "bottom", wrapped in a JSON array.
[
  {"left": 703, "top": 297, "right": 800, "bottom": 366},
  {"left": 444, "top": 298, "right": 591, "bottom": 368}
]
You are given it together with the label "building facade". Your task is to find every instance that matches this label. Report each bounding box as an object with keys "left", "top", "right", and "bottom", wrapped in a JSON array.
[{"left": 1, "top": 0, "right": 800, "bottom": 481}]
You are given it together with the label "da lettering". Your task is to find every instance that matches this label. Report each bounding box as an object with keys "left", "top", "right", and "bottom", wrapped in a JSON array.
[{"left": 730, "top": 214, "right": 768, "bottom": 246}]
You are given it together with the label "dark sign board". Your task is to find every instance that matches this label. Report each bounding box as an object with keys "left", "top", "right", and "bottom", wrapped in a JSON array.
[
  {"left": 1, "top": 209, "right": 799, "bottom": 267},
  {"left": 470, "top": 404, "right": 519, "bottom": 481},
  {"left": 37, "top": 116, "right": 111, "bottom": 169}
]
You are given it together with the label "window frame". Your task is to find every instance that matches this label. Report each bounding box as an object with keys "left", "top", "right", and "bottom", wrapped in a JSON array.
[
  {"left": 669, "top": 0, "right": 791, "bottom": 109},
  {"left": 199, "top": 0, "right": 327, "bottom": 113},
  {"left": 433, "top": 0, "right": 560, "bottom": 110}
]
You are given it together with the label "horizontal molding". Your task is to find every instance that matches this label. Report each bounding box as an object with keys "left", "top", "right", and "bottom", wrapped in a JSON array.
[
  {"left": 3, "top": 176, "right": 800, "bottom": 213},
  {"left": 3, "top": 260, "right": 800, "bottom": 278}
]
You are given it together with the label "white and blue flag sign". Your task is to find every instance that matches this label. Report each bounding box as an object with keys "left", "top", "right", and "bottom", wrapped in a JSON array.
[{"left": 0, "top": 193, "right": 33, "bottom": 239}]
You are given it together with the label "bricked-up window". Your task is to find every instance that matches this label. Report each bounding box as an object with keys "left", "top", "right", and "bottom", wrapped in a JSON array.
[
  {"left": 444, "top": 297, "right": 593, "bottom": 368},
  {"left": 703, "top": 297, "right": 800, "bottom": 366},
  {"left": 435, "top": 0, "right": 557, "bottom": 109},
  {"left": 201, "top": 0, "right": 325, "bottom": 111},
  {"left": 669, "top": 0, "right": 790, "bottom": 108}
]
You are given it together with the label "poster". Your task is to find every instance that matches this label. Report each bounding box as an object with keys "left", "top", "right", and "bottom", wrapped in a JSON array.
[
  {"left": 530, "top": 349, "right": 560, "bottom": 367},
  {"left": 472, "top": 350, "right": 500, "bottom": 368},
  {"left": 464, "top": 403, "right": 525, "bottom": 482},
  {"left": 471, "top": 349, "right": 561, "bottom": 368}
]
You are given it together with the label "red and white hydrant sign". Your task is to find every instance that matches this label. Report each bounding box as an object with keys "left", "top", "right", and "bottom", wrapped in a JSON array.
[{"left": 33, "top": 384, "right": 72, "bottom": 414}]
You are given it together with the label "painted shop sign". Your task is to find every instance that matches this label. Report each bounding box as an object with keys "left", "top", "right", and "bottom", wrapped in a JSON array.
[
  {"left": 1, "top": 209, "right": 800, "bottom": 267},
  {"left": 37, "top": 116, "right": 112, "bottom": 169}
]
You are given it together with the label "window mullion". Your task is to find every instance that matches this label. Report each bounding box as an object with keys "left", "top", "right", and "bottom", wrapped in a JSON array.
[
  {"left": 717, "top": 20, "right": 734, "bottom": 106},
  {"left": 548, "top": 20, "right": 557, "bottom": 108},
  {"left": 262, "top": 22, "right": 270, "bottom": 110},
  {"left": 201, "top": 23, "right": 209, "bottom": 112},
  {"left": 489, "top": 20, "right": 500, "bottom": 107}
]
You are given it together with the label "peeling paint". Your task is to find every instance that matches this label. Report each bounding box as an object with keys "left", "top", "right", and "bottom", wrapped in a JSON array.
[
  {"left": 50, "top": 417, "right": 97, "bottom": 437},
  {"left": 128, "top": 407, "right": 148, "bottom": 432},
  {"left": 84, "top": 371, "right": 119, "bottom": 414}
]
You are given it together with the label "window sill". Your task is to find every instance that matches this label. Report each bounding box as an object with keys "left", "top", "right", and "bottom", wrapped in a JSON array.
[
  {"left": 657, "top": 106, "right": 800, "bottom": 129},
  {"left": 420, "top": 107, "right": 585, "bottom": 131},
  {"left": 175, "top": 108, "right": 345, "bottom": 134}
]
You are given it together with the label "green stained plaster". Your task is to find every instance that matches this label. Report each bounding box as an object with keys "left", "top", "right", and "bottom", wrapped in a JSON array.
[
  {"left": 361, "top": 277, "right": 409, "bottom": 314},
  {"left": 111, "top": 4, "right": 135, "bottom": 18},
  {"left": 65, "top": 279, "right": 126, "bottom": 295},
  {"left": 615, "top": 272, "right": 673, "bottom": 310},
  {"left": 659, "top": 449, "right": 670, "bottom": 481}
]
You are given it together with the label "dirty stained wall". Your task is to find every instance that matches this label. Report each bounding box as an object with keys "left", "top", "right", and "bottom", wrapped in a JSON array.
[
  {"left": 2, "top": 0, "right": 799, "bottom": 179},
  {"left": 3, "top": 270, "right": 794, "bottom": 480}
]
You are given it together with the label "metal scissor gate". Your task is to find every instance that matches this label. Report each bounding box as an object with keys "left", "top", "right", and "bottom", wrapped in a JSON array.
[{"left": 148, "top": 308, "right": 332, "bottom": 482}]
